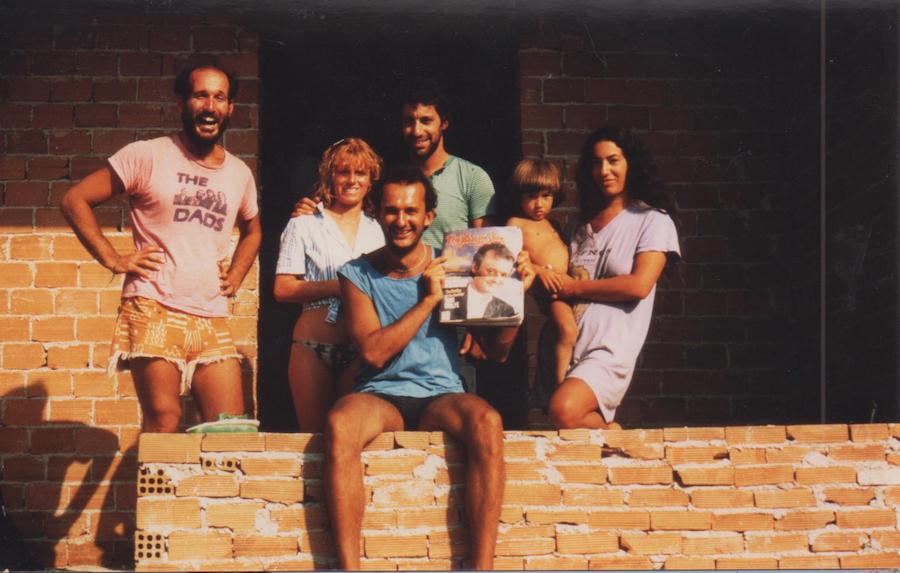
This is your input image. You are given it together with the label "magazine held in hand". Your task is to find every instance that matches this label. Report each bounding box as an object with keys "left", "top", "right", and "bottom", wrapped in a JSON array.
[{"left": 439, "top": 226, "right": 524, "bottom": 326}]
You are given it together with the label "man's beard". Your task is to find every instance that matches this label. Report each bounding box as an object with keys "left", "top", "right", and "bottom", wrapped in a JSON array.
[{"left": 181, "top": 109, "right": 229, "bottom": 151}]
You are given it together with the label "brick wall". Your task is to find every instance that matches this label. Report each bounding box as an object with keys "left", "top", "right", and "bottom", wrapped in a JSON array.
[
  {"left": 0, "top": 7, "right": 260, "bottom": 568},
  {"left": 135, "top": 425, "right": 900, "bottom": 570},
  {"left": 516, "top": 15, "right": 817, "bottom": 425}
]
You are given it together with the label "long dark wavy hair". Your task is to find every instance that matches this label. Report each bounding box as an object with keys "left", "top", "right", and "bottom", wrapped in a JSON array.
[{"left": 575, "top": 125, "right": 676, "bottom": 221}]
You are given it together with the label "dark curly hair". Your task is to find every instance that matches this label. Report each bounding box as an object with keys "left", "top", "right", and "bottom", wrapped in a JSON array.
[
  {"left": 575, "top": 125, "right": 675, "bottom": 220},
  {"left": 174, "top": 63, "right": 238, "bottom": 102},
  {"left": 371, "top": 163, "right": 438, "bottom": 213}
]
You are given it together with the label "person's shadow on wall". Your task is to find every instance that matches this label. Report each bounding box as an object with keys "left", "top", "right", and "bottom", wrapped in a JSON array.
[{"left": 0, "top": 382, "right": 127, "bottom": 568}]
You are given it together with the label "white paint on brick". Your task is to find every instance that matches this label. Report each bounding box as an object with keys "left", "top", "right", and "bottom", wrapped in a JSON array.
[
  {"left": 858, "top": 468, "right": 900, "bottom": 485},
  {"left": 538, "top": 465, "right": 563, "bottom": 484},
  {"left": 413, "top": 454, "right": 446, "bottom": 480},
  {"left": 255, "top": 507, "right": 278, "bottom": 534}
]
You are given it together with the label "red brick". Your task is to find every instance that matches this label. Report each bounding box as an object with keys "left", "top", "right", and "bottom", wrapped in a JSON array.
[
  {"left": 543, "top": 78, "right": 584, "bottom": 103},
  {"left": 3, "top": 344, "right": 46, "bottom": 369},
  {"left": 664, "top": 556, "right": 716, "bottom": 570},
  {"left": 74, "top": 104, "right": 117, "bottom": 127},
  {"left": 364, "top": 535, "right": 427, "bottom": 558},
  {"left": 32, "top": 316, "right": 74, "bottom": 342},
  {"left": 75, "top": 52, "right": 118, "bottom": 76},
  {"left": 94, "top": 79, "right": 138, "bottom": 102},
  {"left": 711, "top": 512, "right": 774, "bottom": 531},
  {"left": 823, "top": 487, "right": 875, "bottom": 505},
  {"left": 724, "top": 425, "right": 786, "bottom": 444},
  {"left": 138, "top": 433, "right": 201, "bottom": 463},
  {"left": 828, "top": 444, "right": 885, "bottom": 461},
  {"left": 0, "top": 105, "right": 32, "bottom": 128},
  {"left": 563, "top": 487, "right": 624, "bottom": 506},
  {"left": 778, "top": 555, "right": 839, "bottom": 569},
  {"left": 717, "top": 557, "right": 778, "bottom": 569},
  {"left": 651, "top": 511, "right": 711, "bottom": 530},
  {"left": 557, "top": 531, "right": 618, "bottom": 554},
  {"left": 691, "top": 489, "right": 753, "bottom": 508},
  {"left": 608, "top": 466, "right": 672, "bottom": 485},
  {"left": 811, "top": 532, "right": 865, "bottom": 552},
  {"left": 745, "top": 533, "right": 808, "bottom": 553},
  {"left": 675, "top": 466, "right": 733, "bottom": 486},
  {"left": 589, "top": 555, "right": 653, "bottom": 570},
  {"left": 555, "top": 464, "right": 608, "bottom": 484},
  {"left": 754, "top": 488, "right": 816, "bottom": 508},
  {"left": 870, "top": 531, "right": 900, "bottom": 549},
  {"left": 32, "top": 104, "right": 73, "bottom": 129},
  {"left": 774, "top": 510, "right": 834, "bottom": 531},
  {"left": 835, "top": 509, "right": 896, "bottom": 529},
  {"left": 786, "top": 424, "right": 848, "bottom": 443},
  {"left": 681, "top": 534, "right": 742, "bottom": 554},
  {"left": 728, "top": 448, "right": 767, "bottom": 465},
  {"left": 850, "top": 423, "right": 889, "bottom": 441},
  {"left": 28, "top": 156, "right": 69, "bottom": 180},
  {"left": 5, "top": 181, "right": 49, "bottom": 206},
  {"left": 0, "top": 156, "right": 27, "bottom": 179},
  {"left": 176, "top": 474, "right": 239, "bottom": 497},
  {"left": 587, "top": 511, "right": 649, "bottom": 529},
  {"left": 620, "top": 532, "right": 681, "bottom": 555},
  {"left": 794, "top": 466, "right": 856, "bottom": 485},
  {"left": 7, "top": 128, "right": 48, "bottom": 153},
  {"left": 233, "top": 535, "right": 298, "bottom": 558},
  {"left": 840, "top": 553, "right": 900, "bottom": 568},
  {"left": 629, "top": 488, "right": 688, "bottom": 507},
  {"left": 765, "top": 445, "right": 819, "bottom": 463},
  {"left": 519, "top": 50, "right": 561, "bottom": 76},
  {"left": 733, "top": 465, "right": 793, "bottom": 486},
  {"left": 48, "top": 130, "right": 92, "bottom": 155},
  {"left": 49, "top": 78, "right": 92, "bottom": 102},
  {"left": 240, "top": 479, "right": 303, "bottom": 504},
  {"left": 193, "top": 27, "right": 237, "bottom": 51},
  {"left": 167, "top": 530, "right": 232, "bottom": 561},
  {"left": 136, "top": 497, "right": 200, "bottom": 529},
  {"left": 8, "top": 78, "right": 50, "bottom": 101},
  {"left": 666, "top": 446, "right": 727, "bottom": 464}
]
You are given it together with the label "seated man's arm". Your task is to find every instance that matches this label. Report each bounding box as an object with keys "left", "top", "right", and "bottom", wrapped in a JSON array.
[
  {"left": 60, "top": 164, "right": 164, "bottom": 277},
  {"left": 340, "top": 257, "right": 446, "bottom": 369}
]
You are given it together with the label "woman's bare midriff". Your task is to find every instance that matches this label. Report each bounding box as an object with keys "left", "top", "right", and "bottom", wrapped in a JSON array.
[{"left": 293, "top": 306, "right": 352, "bottom": 345}]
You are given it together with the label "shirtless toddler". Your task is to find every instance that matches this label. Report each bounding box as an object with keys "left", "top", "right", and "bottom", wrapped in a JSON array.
[{"left": 506, "top": 159, "right": 578, "bottom": 385}]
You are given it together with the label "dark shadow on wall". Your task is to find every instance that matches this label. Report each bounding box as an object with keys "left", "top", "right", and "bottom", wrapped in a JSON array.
[
  {"left": 255, "top": 15, "right": 521, "bottom": 431},
  {"left": 0, "top": 382, "right": 128, "bottom": 568}
]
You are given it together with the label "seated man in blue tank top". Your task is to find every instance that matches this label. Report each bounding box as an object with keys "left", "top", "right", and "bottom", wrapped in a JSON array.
[{"left": 329, "top": 164, "right": 534, "bottom": 570}]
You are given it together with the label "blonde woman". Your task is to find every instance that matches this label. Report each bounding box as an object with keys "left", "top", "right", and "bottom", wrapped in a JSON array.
[{"left": 274, "top": 138, "right": 384, "bottom": 432}]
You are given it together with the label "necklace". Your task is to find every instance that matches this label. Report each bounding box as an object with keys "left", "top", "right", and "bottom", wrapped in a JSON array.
[{"left": 386, "top": 243, "right": 428, "bottom": 275}]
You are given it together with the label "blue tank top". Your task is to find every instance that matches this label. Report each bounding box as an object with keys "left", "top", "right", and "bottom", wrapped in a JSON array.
[{"left": 338, "top": 250, "right": 464, "bottom": 397}]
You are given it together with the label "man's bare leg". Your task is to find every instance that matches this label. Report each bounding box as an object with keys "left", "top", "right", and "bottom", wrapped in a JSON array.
[
  {"left": 131, "top": 358, "right": 183, "bottom": 432},
  {"left": 420, "top": 393, "right": 504, "bottom": 569},
  {"left": 191, "top": 358, "right": 246, "bottom": 422},
  {"left": 325, "top": 393, "right": 404, "bottom": 569}
]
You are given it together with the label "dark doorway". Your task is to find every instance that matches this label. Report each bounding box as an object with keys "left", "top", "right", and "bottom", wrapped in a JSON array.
[{"left": 256, "top": 16, "right": 521, "bottom": 430}]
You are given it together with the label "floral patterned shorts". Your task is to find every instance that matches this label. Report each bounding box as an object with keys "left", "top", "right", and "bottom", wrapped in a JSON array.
[{"left": 108, "top": 297, "right": 240, "bottom": 394}]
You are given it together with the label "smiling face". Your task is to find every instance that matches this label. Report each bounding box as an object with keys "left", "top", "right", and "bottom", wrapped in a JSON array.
[
  {"left": 471, "top": 249, "right": 515, "bottom": 294},
  {"left": 521, "top": 189, "right": 555, "bottom": 221},
  {"left": 401, "top": 103, "right": 447, "bottom": 159},
  {"left": 330, "top": 160, "right": 372, "bottom": 209},
  {"left": 591, "top": 140, "right": 629, "bottom": 199},
  {"left": 378, "top": 182, "right": 435, "bottom": 253},
  {"left": 179, "top": 67, "right": 233, "bottom": 149}
]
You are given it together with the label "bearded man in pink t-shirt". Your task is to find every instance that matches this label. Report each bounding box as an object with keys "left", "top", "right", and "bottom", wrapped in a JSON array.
[{"left": 61, "top": 64, "right": 262, "bottom": 433}]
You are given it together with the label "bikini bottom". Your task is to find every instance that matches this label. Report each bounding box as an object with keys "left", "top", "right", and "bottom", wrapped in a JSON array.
[{"left": 293, "top": 339, "right": 358, "bottom": 372}]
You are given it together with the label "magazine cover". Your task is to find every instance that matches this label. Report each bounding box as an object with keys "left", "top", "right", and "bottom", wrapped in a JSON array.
[{"left": 439, "top": 226, "right": 524, "bottom": 326}]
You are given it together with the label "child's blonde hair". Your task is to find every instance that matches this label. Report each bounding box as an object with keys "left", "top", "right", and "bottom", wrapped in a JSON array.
[{"left": 509, "top": 158, "right": 562, "bottom": 210}]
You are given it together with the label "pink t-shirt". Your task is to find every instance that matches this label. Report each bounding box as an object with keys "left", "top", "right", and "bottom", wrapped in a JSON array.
[{"left": 108, "top": 135, "right": 259, "bottom": 317}]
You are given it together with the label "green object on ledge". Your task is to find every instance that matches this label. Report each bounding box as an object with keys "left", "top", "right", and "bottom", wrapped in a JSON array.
[{"left": 186, "top": 413, "right": 260, "bottom": 434}]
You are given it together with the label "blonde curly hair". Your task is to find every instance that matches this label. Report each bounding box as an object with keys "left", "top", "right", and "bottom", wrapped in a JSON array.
[{"left": 313, "top": 138, "right": 383, "bottom": 213}]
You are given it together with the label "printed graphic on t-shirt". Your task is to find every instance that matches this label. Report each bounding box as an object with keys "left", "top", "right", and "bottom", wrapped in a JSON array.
[
  {"left": 172, "top": 172, "right": 228, "bottom": 232},
  {"left": 570, "top": 226, "right": 612, "bottom": 322}
]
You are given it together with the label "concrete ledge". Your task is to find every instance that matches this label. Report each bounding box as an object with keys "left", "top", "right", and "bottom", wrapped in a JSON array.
[{"left": 135, "top": 424, "right": 900, "bottom": 570}]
